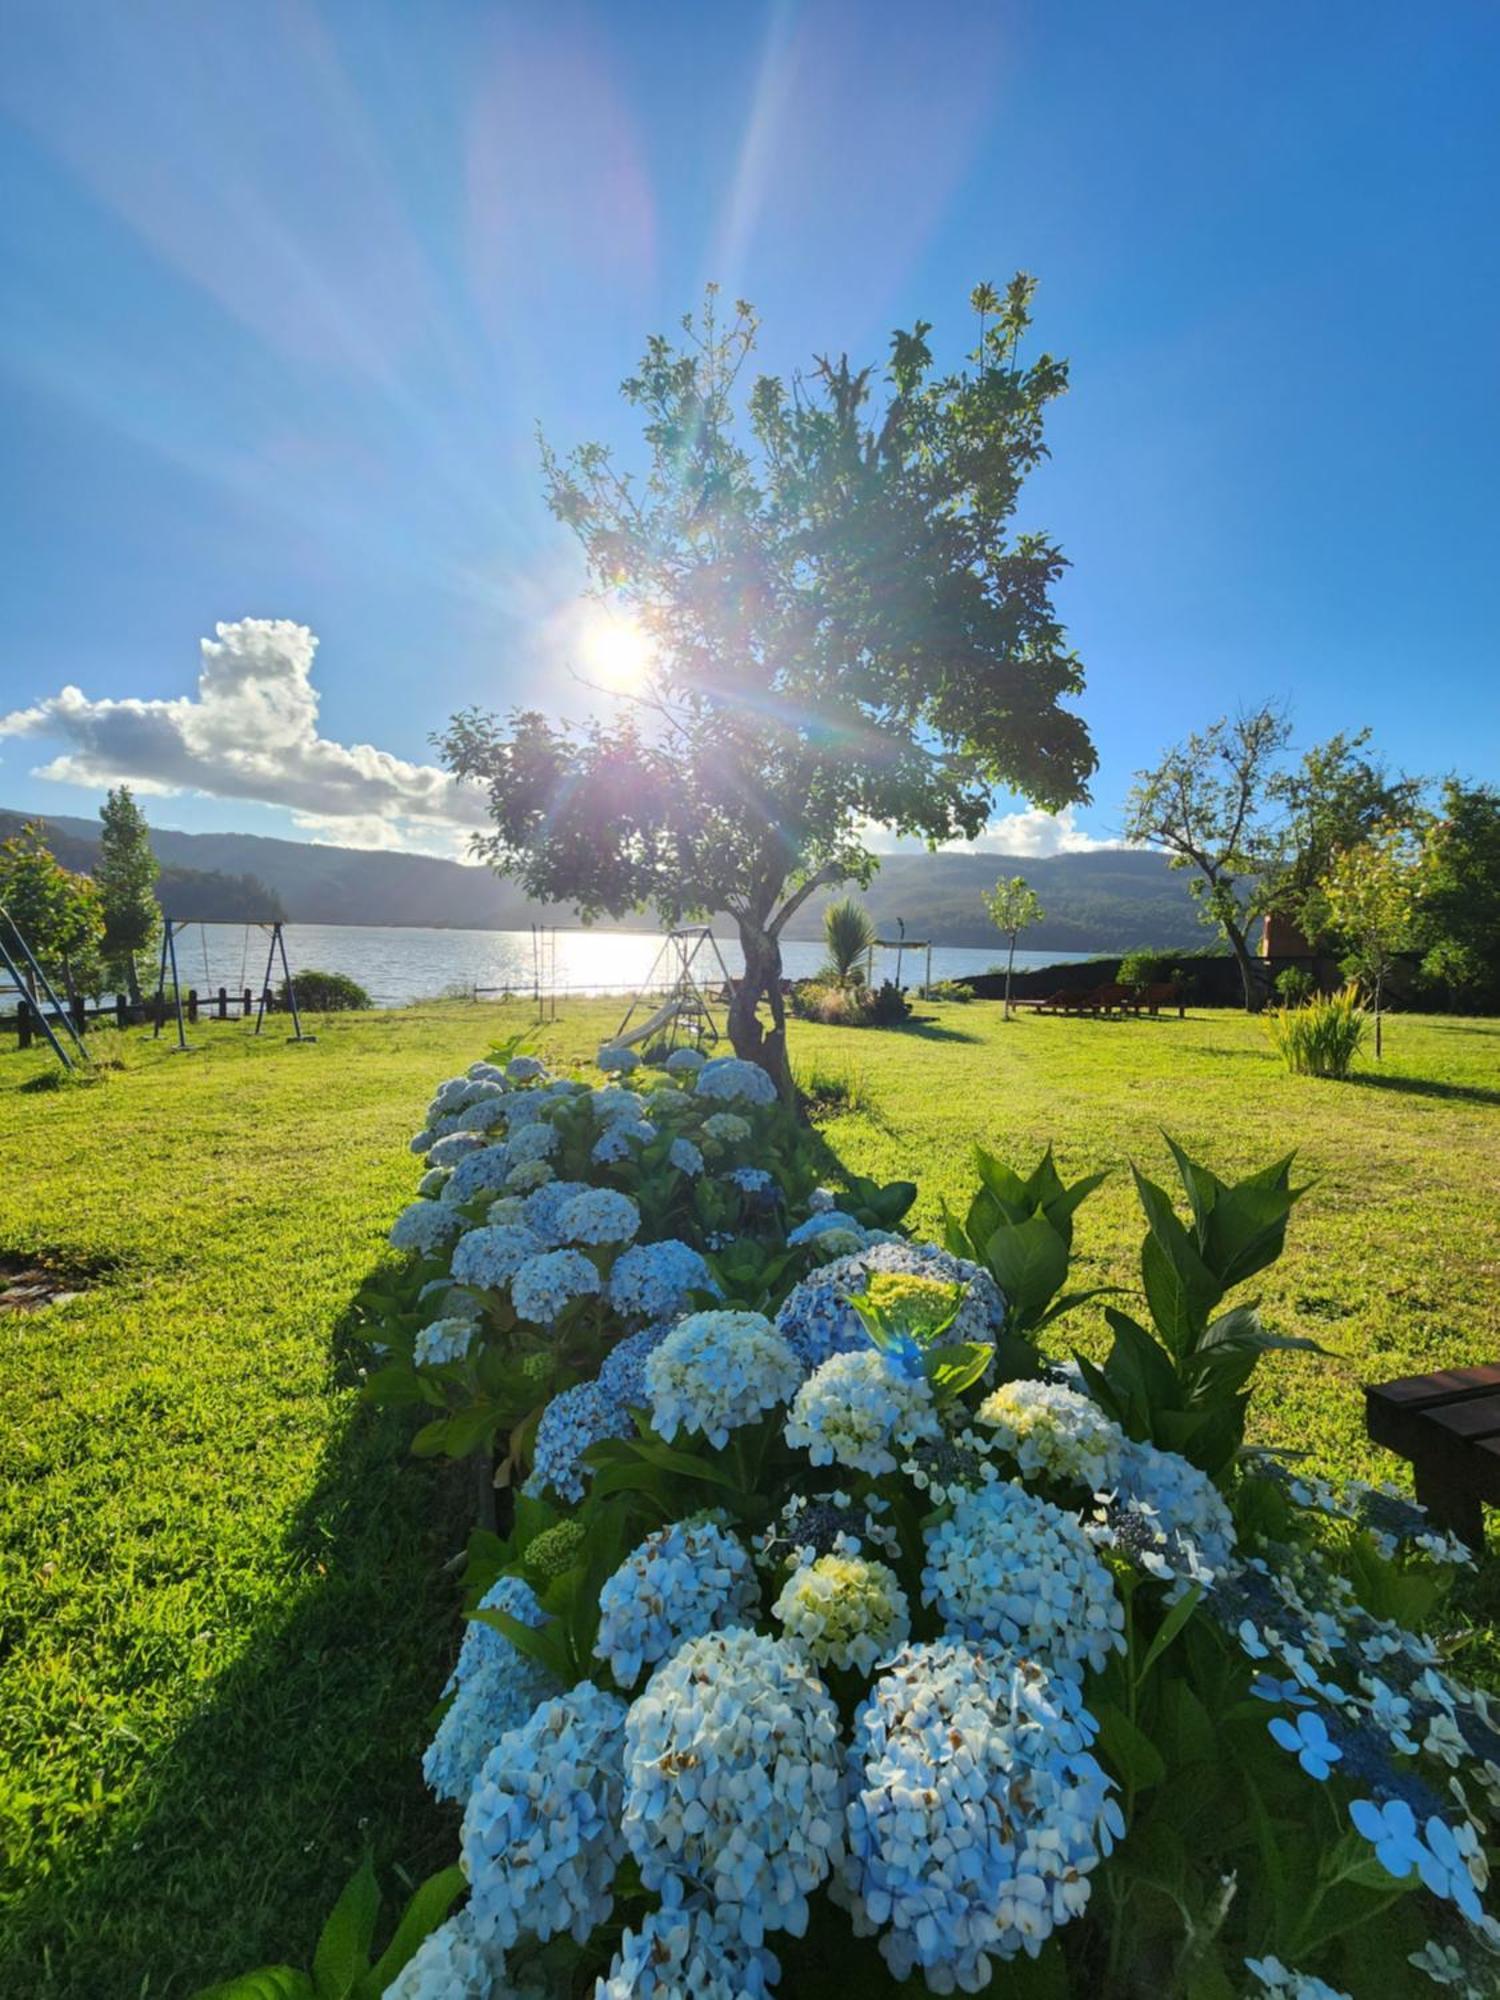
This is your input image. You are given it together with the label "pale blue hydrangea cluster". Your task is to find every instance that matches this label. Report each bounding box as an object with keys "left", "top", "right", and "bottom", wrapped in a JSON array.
[
  {"left": 428, "top": 1131, "right": 487, "bottom": 1168},
  {"left": 723, "top": 1165, "right": 777, "bottom": 1203},
  {"left": 774, "top": 1240, "right": 1005, "bottom": 1372},
  {"left": 755, "top": 1491, "right": 902, "bottom": 1573},
  {"left": 843, "top": 1641, "right": 1121, "bottom": 1990},
  {"left": 699, "top": 1112, "right": 751, "bottom": 1146},
  {"left": 389, "top": 1200, "right": 465, "bottom": 1256},
  {"left": 668, "top": 1136, "right": 704, "bottom": 1176},
  {"left": 450, "top": 1224, "right": 545, "bottom": 1292},
  {"left": 596, "top": 1322, "right": 674, "bottom": 1410},
  {"left": 694, "top": 1056, "right": 780, "bottom": 1107},
  {"left": 422, "top": 1576, "right": 559, "bottom": 1805},
  {"left": 506, "top": 1121, "right": 560, "bottom": 1165},
  {"left": 597, "top": 1893, "right": 779, "bottom": 2000},
  {"left": 622, "top": 1628, "right": 844, "bottom": 1943},
  {"left": 521, "top": 1179, "right": 592, "bottom": 1245},
  {"left": 1104, "top": 1435, "right": 1237, "bottom": 1590},
  {"left": 664, "top": 1045, "right": 707, "bottom": 1074},
  {"left": 506, "top": 1159, "right": 554, "bottom": 1195},
  {"left": 1244, "top": 1957, "right": 1353, "bottom": 2000},
  {"left": 416, "top": 1166, "right": 450, "bottom": 1199},
  {"left": 453, "top": 1095, "right": 510, "bottom": 1135},
  {"left": 595, "top": 1518, "right": 759, "bottom": 1685},
  {"left": 645, "top": 1311, "right": 803, "bottom": 1449},
  {"left": 524, "top": 1383, "right": 634, "bottom": 1503},
  {"left": 787, "top": 1209, "right": 864, "bottom": 1247},
  {"left": 922, "top": 1480, "right": 1125, "bottom": 1679},
  {"left": 1267, "top": 1464, "right": 1475, "bottom": 1569},
  {"left": 506, "top": 1056, "right": 546, "bottom": 1083},
  {"left": 463, "top": 1685, "right": 628, "bottom": 1950},
  {"left": 771, "top": 1551, "right": 910, "bottom": 1674},
  {"left": 784, "top": 1347, "right": 941, "bottom": 1477},
  {"left": 596, "top": 1045, "right": 640, "bottom": 1074},
  {"left": 413, "top": 1316, "right": 477, "bottom": 1368},
  {"left": 976, "top": 1378, "right": 1125, "bottom": 1491},
  {"left": 558, "top": 1188, "right": 641, "bottom": 1246},
  {"left": 381, "top": 1907, "right": 516, "bottom": 2000},
  {"left": 593, "top": 1118, "right": 657, "bottom": 1165},
  {"left": 444, "top": 1145, "right": 516, "bottom": 1205},
  {"left": 511, "top": 1248, "right": 602, "bottom": 1325}
]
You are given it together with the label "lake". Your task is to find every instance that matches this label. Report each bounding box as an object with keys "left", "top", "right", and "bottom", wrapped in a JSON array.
[{"left": 144, "top": 923, "right": 1097, "bottom": 1009}]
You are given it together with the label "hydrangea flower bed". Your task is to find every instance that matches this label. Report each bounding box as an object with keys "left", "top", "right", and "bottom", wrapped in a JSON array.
[{"left": 279, "top": 1043, "right": 1500, "bottom": 1998}]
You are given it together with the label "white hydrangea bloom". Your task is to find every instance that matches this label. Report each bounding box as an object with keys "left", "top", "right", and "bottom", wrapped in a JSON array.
[
  {"left": 977, "top": 1379, "right": 1126, "bottom": 1491},
  {"left": 693, "top": 1056, "right": 779, "bottom": 1106},
  {"left": 645, "top": 1311, "right": 803, "bottom": 1450},
  {"left": 784, "top": 1348, "right": 941, "bottom": 1477},
  {"left": 413, "top": 1316, "right": 476, "bottom": 1368}
]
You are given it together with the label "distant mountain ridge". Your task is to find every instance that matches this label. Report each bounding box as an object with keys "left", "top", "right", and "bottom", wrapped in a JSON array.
[{"left": 0, "top": 808, "right": 1209, "bottom": 951}]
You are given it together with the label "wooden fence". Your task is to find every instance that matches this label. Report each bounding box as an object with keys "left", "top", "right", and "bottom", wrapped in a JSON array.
[{"left": 6, "top": 988, "right": 284, "bottom": 1048}]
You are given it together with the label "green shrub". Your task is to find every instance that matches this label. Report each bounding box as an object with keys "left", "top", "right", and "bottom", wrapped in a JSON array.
[
  {"left": 794, "top": 1056, "right": 870, "bottom": 1116},
  {"left": 1274, "top": 965, "right": 1315, "bottom": 1006},
  {"left": 821, "top": 896, "right": 876, "bottom": 984},
  {"left": 1264, "top": 984, "right": 1367, "bottom": 1078},
  {"left": 1117, "top": 947, "right": 1175, "bottom": 991},
  {"left": 276, "top": 968, "right": 373, "bottom": 1013},
  {"left": 926, "top": 978, "right": 974, "bottom": 1003},
  {"left": 868, "top": 977, "right": 911, "bottom": 1025}
]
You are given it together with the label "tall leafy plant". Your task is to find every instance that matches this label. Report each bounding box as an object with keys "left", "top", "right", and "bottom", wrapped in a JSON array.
[{"left": 1076, "top": 1138, "right": 1318, "bottom": 1475}]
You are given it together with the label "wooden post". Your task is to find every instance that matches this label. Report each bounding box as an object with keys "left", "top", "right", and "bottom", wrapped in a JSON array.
[
  {"left": 217, "top": 986, "right": 228, "bottom": 1021},
  {"left": 72, "top": 996, "right": 88, "bottom": 1036},
  {"left": 242, "top": 987, "right": 252, "bottom": 1018},
  {"left": 17, "top": 998, "right": 32, "bottom": 1049},
  {"left": 115, "top": 994, "right": 128, "bottom": 1029},
  {"left": 187, "top": 988, "right": 199, "bottom": 1023}
]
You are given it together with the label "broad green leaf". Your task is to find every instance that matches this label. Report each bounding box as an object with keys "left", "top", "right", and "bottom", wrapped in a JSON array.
[
  {"left": 973, "top": 1148, "right": 1031, "bottom": 1218},
  {"left": 1136, "top": 1584, "right": 1204, "bottom": 1682},
  {"left": 984, "top": 1214, "right": 1069, "bottom": 1320},
  {"left": 1040, "top": 1169, "right": 1110, "bottom": 1245},
  {"left": 1021, "top": 1144, "right": 1066, "bottom": 1211},
  {"left": 1162, "top": 1133, "right": 1224, "bottom": 1245},
  {"left": 1102, "top": 1308, "right": 1180, "bottom": 1410},
  {"left": 469, "top": 1603, "right": 570, "bottom": 1679},
  {"left": 360, "top": 1867, "right": 466, "bottom": 2000},
  {"left": 1030, "top": 1285, "right": 1120, "bottom": 1334},
  {"left": 1095, "top": 1701, "right": 1167, "bottom": 1791},
  {"left": 312, "top": 1855, "right": 379, "bottom": 2000},
  {"left": 192, "top": 1973, "right": 317, "bottom": 2000},
  {"left": 927, "top": 1342, "right": 994, "bottom": 1398}
]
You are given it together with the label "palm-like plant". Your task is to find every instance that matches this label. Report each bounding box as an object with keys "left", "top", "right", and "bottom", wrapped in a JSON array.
[{"left": 822, "top": 897, "right": 876, "bottom": 985}]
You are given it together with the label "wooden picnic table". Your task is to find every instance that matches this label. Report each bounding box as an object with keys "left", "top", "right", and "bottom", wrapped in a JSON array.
[{"left": 1365, "top": 1363, "right": 1500, "bottom": 1549}]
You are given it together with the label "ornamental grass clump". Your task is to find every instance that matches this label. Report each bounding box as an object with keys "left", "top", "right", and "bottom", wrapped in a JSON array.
[{"left": 1265, "top": 983, "right": 1368, "bottom": 1078}]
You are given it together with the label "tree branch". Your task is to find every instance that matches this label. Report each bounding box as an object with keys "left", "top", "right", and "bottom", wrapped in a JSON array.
[{"left": 768, "top": 863, "right": 842, "bottom": 938}]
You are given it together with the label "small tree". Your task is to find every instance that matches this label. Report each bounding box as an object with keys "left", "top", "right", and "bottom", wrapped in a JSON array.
[
  {"left": 441, "top": 279, "right": 1096, "bottom": 1100},
  {"left": 1124, "top": 709, "right": 1291, "bottom": 1012},
  {"left": 97, "top": 784, "right": 160, "bottom": 1006},
  {"left": 982, "top": 874, "right": 1043, "bottom": 1018},
  {"left": 1265, "top": 730, "right": 1422, "bottom": 945},
  {"left": 1419, "top": 780, "right": 1500, "bottom": 1009},
  {"left": 1321, "top": 827, "right": 1424, "bottom": 1057},
  {"left": 822, "top": 898, "right": 875, "bottom": 986},
  {"left": 0, "top": 822, "right": 105, "bottom": 1010}
]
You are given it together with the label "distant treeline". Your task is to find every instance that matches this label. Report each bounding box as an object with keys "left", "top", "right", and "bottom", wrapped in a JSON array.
[
  {"left": 0, "top": 809, "right": 1208, "bottom": 950},
  {"left": 0, "top": 812, "right": 285, "bottom": 923}
]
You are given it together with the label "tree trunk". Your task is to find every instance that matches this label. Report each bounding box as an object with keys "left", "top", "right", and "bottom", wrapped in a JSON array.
[
  {"left": 125, "top": 950, "right": 142, "bottom": 1009},
  {"left": 1373, "top": 969, "right": 1383, "bottom": 1059},
  {"left": 727, "top": 918, "right": 797, "bottom": 1106},
  {"left": 1004, "top": 935, "right": 1017, "bottom": 1019},
  {"left": 1225, "top": 921, "right": 1266, "bottom": 1013}
]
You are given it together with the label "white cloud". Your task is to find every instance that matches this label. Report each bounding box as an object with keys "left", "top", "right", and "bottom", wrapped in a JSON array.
[
  {"left": 865, "top": 806, "right": 1126, "bottom": 859},
  {"left": 0, "top": 619, "right": 490, "bottom": 849}
]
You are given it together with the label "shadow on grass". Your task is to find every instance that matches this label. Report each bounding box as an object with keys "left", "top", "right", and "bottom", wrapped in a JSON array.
[
  {"left": 1, "top": 1274, "right": 470, "bottom": 2000},
  {"left": 1349, "top": 1070, "right": 1500, "bottom": 1110},
  {"left": 896, "top": 1016, "right": 982, "bottom": 1045}
]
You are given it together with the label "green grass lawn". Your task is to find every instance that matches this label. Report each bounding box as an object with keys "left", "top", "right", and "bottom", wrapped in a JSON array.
[{"left": 1, "top": 994, "right": 1496, "bottom": 1996}]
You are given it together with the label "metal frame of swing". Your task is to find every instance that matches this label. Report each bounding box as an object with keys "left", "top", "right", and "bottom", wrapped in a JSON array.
[
  {"left": 611, "top": 926, "right": 733, "bottom": 1053},
  {"left": 151, "top": 917, "right": 316, "bottom": 1052},
  {"left": 0, "top": 898, "right": 91, "bottom": 1071}
]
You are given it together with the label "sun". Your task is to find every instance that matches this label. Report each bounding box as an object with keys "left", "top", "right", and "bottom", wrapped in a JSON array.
[{"left": 578, "top": 604, "right": 654, "bottom": 690}]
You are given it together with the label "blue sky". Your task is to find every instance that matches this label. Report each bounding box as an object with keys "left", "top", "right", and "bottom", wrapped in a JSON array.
[{"left": 1, "top": 0, "right": 1496, "bottom": 859}]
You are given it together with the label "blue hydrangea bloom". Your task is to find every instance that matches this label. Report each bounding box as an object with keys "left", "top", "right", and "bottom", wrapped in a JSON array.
[
  {"left": 511, "top": 1248, "right": 602, "bottom": 1325},
  {"left": 597, "top": 1322, "right": 675, "bottom": 1410},
  {"left": 609, "top": 1240, "right": 715, "bottom": 1323},
  {"left": 844, "top": 1640, "right": 1121, "bottom": 1988},
  {"left": 558, "top": 1188, "right": 641, "bottom": 1246},
  {"left": 664, "top": 1046, "right": 706, "bottom": 1074},
  {"left": 775, "top": 1240, "right": 1005, "bottom": 1371},
  {"left": 787, "top": 1210, "right": 863, "bottom": 1246},
  {"left": 597, "top": 1045, "right": 641, "bottom": 1074},
  {"left": 421, "top": 1576, "right": 559, "bottom": 1805},
  {"left": 521, "top": 1179, "right": 593, "bottom": 1245},
  {"left": 622, "top": 1628, "right": 844, "bottom": 1944},
  {"left": 449, "top": 1224, "right": 545, "bottom": 1291},
  {"left": 597, "top": 1892, "right": 780, "bottom": 2000},
  {"left": 505, "top": 1056, "right": 546, "bottom": 1083},
  {"left": 444, "top": 1145, "right": 515, "bottom": 1206},
  {"left": 389, "top": 1200, "right": 465, "bottom": 1256},
  {"left": 462, "top": 1683, "right": 627, "bottom": 1948},
  {"left": 595, "top": 1519, "right": 759, "bottom": 1686},
  {"left": 413, "top": 1316, "right": 476, "bottom": 1368},
  {"left": 592, "top": 1118, "right": 657, "bottom": 1164},
  {"left": 694, "top": 1057, "right": 779, "bottom": 1107},
  {"left": 525, "top": 1382, "right": 634, "bottom": 1503},
  {"left": 380, "top": 1907, "right": 514, "bottom": 2000},
  {"left": 646, "top": 1311, "right": 803, "bottom": 1450},
  {"left": 426, "top": 1131, "right": 489, "bottom": 1168},
  {"left": 668, "top": 1136, "right": 705, "bottom": 1177}
]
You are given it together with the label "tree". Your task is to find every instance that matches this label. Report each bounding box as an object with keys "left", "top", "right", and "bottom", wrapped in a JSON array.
[
  {"left": 1264, "top": 730, "right": 1422, "bottom": 944},
  {"left": 982, "top": 874, "right": 1043, "bottom": 1018},
  {"left": 441, "top": 279, "right": 1095, "bottom": 1099},
  {"left": 1321, "top": 826, "right": 1424, "bottom": 1057},
  {"left": 1123, "top": 709, "right": 1291, "bottom": 1011},
  {"left": 1419, "top": 781, "right": 1500, "bottom": 1009},
  {"left": 0, "top": 822, "right": 105, "bottom": 1010},
  {"left": 822, "top": 898, "right": 875, "bottom": 986},
  {"left": 97, "top": 785, "right": 159, "bottom": 1006}
]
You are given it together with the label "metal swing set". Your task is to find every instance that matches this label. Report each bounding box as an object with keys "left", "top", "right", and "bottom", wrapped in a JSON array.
[
  {"left": 610, "top": 925, "right": 734, "bottom": 1054},
  {"left": 151, "top": 916, "right": 316, "bottom": 1052}
]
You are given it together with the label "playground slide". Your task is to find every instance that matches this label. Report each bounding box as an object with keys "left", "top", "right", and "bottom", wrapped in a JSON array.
[{"left": 609, "top": 996, "right": 686, "bottom": 1048}]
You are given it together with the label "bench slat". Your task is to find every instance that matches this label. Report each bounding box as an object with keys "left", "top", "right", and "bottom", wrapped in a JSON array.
[{"left": 1367, "top": 1364, "right": 1500, "bottom": 1410}]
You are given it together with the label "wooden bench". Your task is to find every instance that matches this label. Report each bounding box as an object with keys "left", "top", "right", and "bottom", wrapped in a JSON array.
[{"left": 1365, "top": 1363, "right": 1500, "bottom": 1549}]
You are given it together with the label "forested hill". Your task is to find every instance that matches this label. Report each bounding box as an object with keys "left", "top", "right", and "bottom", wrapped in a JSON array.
[{"left": 1, "top": 809, "right": 1209, "bottom": 950}]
